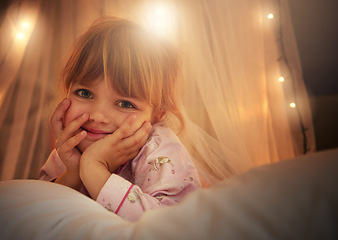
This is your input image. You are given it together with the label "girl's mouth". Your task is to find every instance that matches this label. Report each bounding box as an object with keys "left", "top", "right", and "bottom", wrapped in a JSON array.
[{"left": 81, "top": 127, "right": 110, "bottom": 141}]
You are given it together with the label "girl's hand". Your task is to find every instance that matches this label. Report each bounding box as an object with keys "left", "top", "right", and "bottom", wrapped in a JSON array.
[
  {"left": 50, "top": 99, "right": 89, "bottom": 189},
  {"left": 80, "top": 114, "right": 152, "bottom": 199}
]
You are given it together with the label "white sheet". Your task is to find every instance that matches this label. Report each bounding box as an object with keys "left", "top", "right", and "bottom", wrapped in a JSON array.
[{"left": 1, "top": 149, "right": 337, "bottom": 240}]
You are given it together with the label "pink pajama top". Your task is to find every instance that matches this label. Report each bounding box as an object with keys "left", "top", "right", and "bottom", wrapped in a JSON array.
[{"left": 39, "top": 123, "right": 201, "bottom": 222}]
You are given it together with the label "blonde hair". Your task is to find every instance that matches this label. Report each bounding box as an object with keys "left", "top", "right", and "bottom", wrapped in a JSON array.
[{"left": 61, "top": 16, "right": 184, "bottom": 129}]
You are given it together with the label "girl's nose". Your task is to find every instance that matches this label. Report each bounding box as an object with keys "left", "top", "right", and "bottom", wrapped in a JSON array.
[{"left": 89, "top": 102, "right": 111, "bottom": 124}]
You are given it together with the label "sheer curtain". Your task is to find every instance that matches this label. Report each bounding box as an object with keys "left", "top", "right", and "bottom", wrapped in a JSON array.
[{"left": 0, "top": 0, "right": 315, "bottom": 185}]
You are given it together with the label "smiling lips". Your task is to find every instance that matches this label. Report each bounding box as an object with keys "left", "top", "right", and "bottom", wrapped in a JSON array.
[{"left": 81, "top": 127, "right": 110, "bottom": 141}]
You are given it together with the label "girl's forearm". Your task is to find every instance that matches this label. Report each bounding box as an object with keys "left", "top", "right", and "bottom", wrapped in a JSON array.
[{"left": 80, "top": 159, "right": 110, "bottom": 200}]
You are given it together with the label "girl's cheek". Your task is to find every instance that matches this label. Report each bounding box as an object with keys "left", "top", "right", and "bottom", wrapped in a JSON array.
[
  {"left": 63, "top": 101, "right": 85, "bottom": 127},
  {"left": 128, "top": 112, "right": 152, "bottom": 126},
  {"left": 63, "top": 110, "right": 74, "bottom": 128}
]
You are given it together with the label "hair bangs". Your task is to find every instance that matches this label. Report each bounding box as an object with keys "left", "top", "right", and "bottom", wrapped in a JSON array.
[
  {"left": 103, "top": 25, "right": 163, "bottom": 109},
  {"left": 62, "top": 30, "right": 106, "bottom": 91}
]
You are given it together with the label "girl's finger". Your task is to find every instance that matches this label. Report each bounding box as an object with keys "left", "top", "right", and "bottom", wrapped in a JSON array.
[
  {"left": 120, "top": 121, "right": 152, "bottom": 151},
  {"left": 113, "top": 114, "right": 146, "bottom": 140},
  {"left": 55, "top": 113, "right": 89, "bottom": 149},
  {"left": 50, "top": 98, "right": 70, "bottom": 138},
  {"left": 57, "top": 130, "right": 87, "bottom": 159}
]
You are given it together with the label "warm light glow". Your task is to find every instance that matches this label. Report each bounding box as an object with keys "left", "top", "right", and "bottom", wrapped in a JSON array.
[
  {"left": 155, "top": 8, "right": 163, "bottom": 16},
  {"left": 278, "top": 76, "right": 285, "bottom": 82},
  {"left": 14, "top": 19, "right": 34, "bottom": 42},
  {"left": 267, "top": 13, "right": 274, "bottom": 19},
  {"left": 16, "top": 32, "right": 24, "bottom": 39},
  {"left": 289, "top": 102, "right": 296, "bottom": 108},
  {"left": 143, "top": 3, "right": 176, "bottom": 39},
  {"left": 21, "top": 21, "right": 29, "bottom": 29}
]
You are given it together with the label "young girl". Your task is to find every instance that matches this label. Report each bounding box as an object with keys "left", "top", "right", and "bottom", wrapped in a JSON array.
[{"left": 39, "top": 16, "right": 201, "bottom": 221}]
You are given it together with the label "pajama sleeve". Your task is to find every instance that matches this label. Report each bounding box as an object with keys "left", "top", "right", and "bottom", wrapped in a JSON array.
[
  {"left": 39, "top": 150, "right": 89, "bottom": 195},
  {"left": 39, "top": 149, "right": 66, "bottom": 181},
  {"left": 96, "top": 124, "right": 201, "bottom": 222}
]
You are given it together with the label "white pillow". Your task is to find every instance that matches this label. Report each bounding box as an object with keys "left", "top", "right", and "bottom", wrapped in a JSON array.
[
  {"left": 0, "top": 148, "right": 337, "bottom": 240},
  {"left": 0, "top": 180, "right": 130, "bottom": 240}
]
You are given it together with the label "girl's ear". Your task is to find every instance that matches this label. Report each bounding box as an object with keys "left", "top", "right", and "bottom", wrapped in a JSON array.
[{"left": 152, "top": 110, "right": 166, "bottom": 123}]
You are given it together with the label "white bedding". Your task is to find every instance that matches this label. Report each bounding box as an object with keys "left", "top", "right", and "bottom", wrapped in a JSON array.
[{"left": 0, "top": 149, "right": 337, "bottom": 240}]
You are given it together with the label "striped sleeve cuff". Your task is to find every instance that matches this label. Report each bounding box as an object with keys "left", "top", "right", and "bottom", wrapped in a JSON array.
[{"left": 96, "top": 174, "right": 133, "bottom": 213}]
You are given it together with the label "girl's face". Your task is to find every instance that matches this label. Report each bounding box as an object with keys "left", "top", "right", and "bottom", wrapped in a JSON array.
[{"left": 64, "top": 79, "right": 158, "bottom": 152}]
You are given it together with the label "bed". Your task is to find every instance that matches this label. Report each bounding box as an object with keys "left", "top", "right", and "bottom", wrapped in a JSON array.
[{"left": 0, "top": 148, "right": 337, "bottom": 240}]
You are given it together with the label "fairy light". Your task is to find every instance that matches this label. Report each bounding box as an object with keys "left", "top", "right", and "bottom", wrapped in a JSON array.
[
  {"left": 16, "top": 32, "right": 24, "bottom": 39},
  {"left": 21, "top": 21, "right": 29, "bottom": 29},
  {"left": 289, "top": 102, "right": 296, "bottom": 108},
  {"left": 278, "top": 76, "right": 285, "bottom": 82},
  {"left": 15, "top": 20, "right": 31, "bottom": 41},
  {"left": 268, "top": 2, "right": 309, "bottom": 153}
]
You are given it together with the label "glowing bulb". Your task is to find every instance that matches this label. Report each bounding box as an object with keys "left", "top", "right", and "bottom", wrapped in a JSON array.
[
  {"left": 278, "top": 76, "right": 285, "bottom": 82},
  {"left": 289, "top": 102, "right": 296, "bottom": 108},
  {"left": 144, "top": 3, "right": 176, "bottom": 38},
  {"left": 16, "top": 32, "right": 24, "bottom": 39},
  {"left": 21, "top": 21, "right": 29, "bottom": 29},
  {"left": 267, "top": 13, "right": 274, "bottom": 19}
]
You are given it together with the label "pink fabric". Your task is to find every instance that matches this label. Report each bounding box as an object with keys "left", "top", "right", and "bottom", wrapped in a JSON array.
[
  {"left": 39, "top": 151, "right": 66, "bottom": 181},
  {"left": 39, "top": 123, "right": 201, "bottom": 221}
]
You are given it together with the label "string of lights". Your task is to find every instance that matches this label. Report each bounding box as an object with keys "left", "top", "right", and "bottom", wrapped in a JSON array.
[{"left": 268, "top": 0, "right": 309, "bottom": 154}]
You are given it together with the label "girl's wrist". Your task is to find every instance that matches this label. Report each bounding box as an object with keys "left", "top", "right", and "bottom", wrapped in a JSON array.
[
  {"left": 81, "top": 151, "right": 118, "bottom": 172},
  {"left": 79, "top": 156, "right": 111, "bottom": 200},
  {"left": 55, "top": 170, "right": 82, "bottom": 191}
]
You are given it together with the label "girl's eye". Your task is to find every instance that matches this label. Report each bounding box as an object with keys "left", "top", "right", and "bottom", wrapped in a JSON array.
[
  {"left": 117, "top": 101, "right": 135, "bottom": 109},
  {"left": 76, "top": 89, "right": 93, "bottom": 99}
]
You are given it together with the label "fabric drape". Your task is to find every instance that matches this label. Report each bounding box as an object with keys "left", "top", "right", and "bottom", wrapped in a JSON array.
[{"left": 0, "top": 0, "right": 315, "bottom": 185}]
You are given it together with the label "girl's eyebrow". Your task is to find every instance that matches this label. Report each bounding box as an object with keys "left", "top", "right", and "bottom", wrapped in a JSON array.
[
  {"left": 71, "top": 82, "right": 101, "bottom": 91},
  {"left": 70, "top": 82, "right": 89, "bottom": 88}
]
